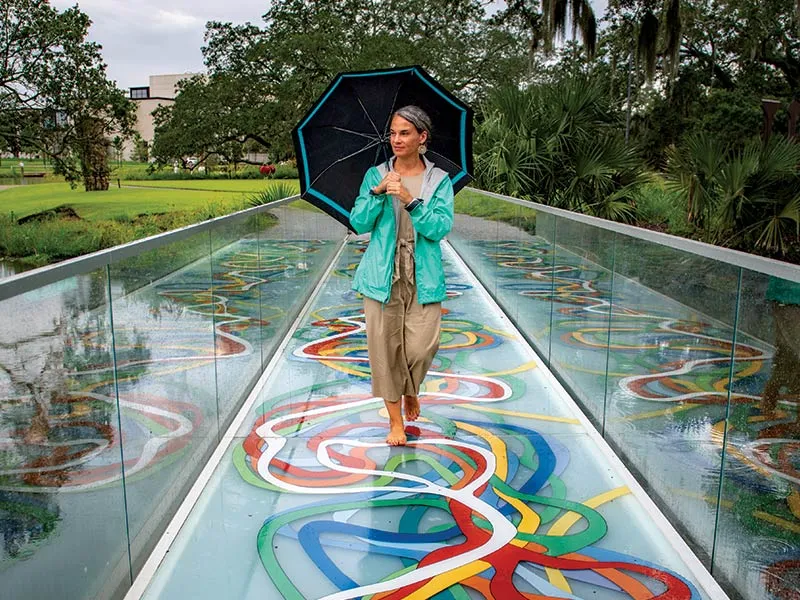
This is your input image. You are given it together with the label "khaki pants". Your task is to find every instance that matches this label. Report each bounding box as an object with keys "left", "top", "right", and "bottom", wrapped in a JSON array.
[{"left": 363, "top": 277, "right": 441, "bottom": 403}]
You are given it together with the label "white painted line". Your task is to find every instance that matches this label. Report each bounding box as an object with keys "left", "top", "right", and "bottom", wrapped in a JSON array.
[
  {"left": 124, "top": 235, "right": 350, "bottom": 600},
  {"left": 443, "top": 240, "right": 730, "bottom": 600}
]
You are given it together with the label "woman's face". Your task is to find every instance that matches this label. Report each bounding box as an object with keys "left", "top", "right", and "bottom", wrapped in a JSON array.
[{"left": 389, "top": 115, "right": 428, "bottom": 159}]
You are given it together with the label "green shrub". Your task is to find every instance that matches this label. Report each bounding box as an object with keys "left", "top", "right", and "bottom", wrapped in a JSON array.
[
  {"left": 0, "top": 202, "right": 254, "bottom": 268},
  {"left": 123, "top": 164, "right": 299, "bottom": 181},
  {"left": 634, "top": 181, "right": 692, "bottom": 234},
  {"left": 247, "top": 182, "right": 299, "bottom": 207}
]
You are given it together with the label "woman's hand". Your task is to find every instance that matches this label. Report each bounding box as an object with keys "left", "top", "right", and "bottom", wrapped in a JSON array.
[
  {"left": 385, "top": 180, "right": 413, "bottom": 204},
  {"left": 372, "top": 172, "right": 400, "bottom": 195}
]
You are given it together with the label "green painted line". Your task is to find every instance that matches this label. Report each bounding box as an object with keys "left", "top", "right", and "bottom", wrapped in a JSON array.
[{"left": 257, "top": 497, "right": 448, "bottom": 599}]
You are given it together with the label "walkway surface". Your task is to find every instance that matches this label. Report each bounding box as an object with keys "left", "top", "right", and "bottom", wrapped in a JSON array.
[{"left": 136, "top": 240, "right": 718, "bottom": 600}]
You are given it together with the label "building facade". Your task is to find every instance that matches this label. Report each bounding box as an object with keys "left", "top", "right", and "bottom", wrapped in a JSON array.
[{"left": 125, "top": 73, "right": 199, "bottom": 160}]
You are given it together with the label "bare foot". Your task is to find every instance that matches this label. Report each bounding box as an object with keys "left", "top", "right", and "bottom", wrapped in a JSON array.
[
  {"left": 403, "top": 395, "right": 420, "bottom": 422},
  {"left": 386, "top": 423, "right": 407, "bottom": 446}
]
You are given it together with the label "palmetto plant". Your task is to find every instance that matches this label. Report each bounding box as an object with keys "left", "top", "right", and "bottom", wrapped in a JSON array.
[
  {"left": 247, "top": 181, "right": 298, "bottom": 207},
  {"left": 665, "top": 133, "right": 800, "bottom": 253},
  {"left": 476, "top": 79, "right": 647, "bottom": 222}
]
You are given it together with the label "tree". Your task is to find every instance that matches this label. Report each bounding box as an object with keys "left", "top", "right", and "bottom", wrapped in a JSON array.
[
  {"left": 476, "top": 78, "right": 647, "bottom": 222},
  {"left": 492, "top": 0, "right": 598, "bottom": 59},
  {"left": 666, "top": 133, "right": 800, "bottom": 254},
  {"left": 111, "top": 135, "right": 124, "bottom": 167},
  {"left": 152, "top": 0, "right": 529, "bottom": 166},
  {"left": 131, "top": 133, "right": 149, "bottom": 163},
  {"left": 0, "top": 0, "right": 135, "bottom": 191}
]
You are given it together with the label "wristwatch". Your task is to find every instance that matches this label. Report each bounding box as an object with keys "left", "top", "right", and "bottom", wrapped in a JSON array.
[{"left": 405, "top": 197, "right": 423, "bottom": 212}]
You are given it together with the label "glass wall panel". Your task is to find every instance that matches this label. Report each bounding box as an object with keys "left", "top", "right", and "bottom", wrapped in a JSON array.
[
  {"left": 449, "top": 190, "right": 556, "bottom": 361},
  {"left": 107, "top": 230, "right": 218, "bottom": 579},
  {"left": 209, "top": 213, "right": 263, "bottom": 426},
  {"left": 254, "top": 200, "right": 346, "bottom": 369},
  {"left": 450, "top": 188, "right": 501, "bottom": 300},
  {"left": 604, "top": 234, "right": 740, "bottom": 569},
  {"left": 714, "top": 270, "right": 800, "bottom": 599},
  {"left": 0, "top": 269, "right": 130, "bottom": 599},
  {"left": 546, "top": 216, "right": 616, "bottom": 424}
]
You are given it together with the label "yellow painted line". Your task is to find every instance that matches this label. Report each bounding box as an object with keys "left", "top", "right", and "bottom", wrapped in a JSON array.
[
  {"left": 483, "top": 325, "right": 517, "bottom": 340},
  {"left": 464, "top": 405, "right": 580, "bottom": 425},
  {"left": 480, "top": 360, "right": 538, "bottom": 377},
  {"left": 497, "top": 487, "right": 541, "bottom": 546},
  {"left": 548, "top": 486, "right": 630, "bottom": 536},
  {"left": 669, "top": 488, "right": 734, "bottom": 509},
  {"left": 544, "top": 568, "right": 572, "bottom": 592},
  {"left": 318, "top": 361, "right": 365, "bottom": 377},
  {"left": 748, "top": 410, "right": 787, "bottom": 423},
  {"left": 615, "top": 402, "right": 700, "bottom": 422},
  {"left": 754, "top": 511, "right": 800, "bottom": 534},
  {"left": 788, "top": 490, "right": 800, "bottom": 521},
  {"left": 320, "top": 344, "right": 366, "bottom": 356},
  {"left": 709, "top": 422, "right": 771, "bottom": 479},
  {"left": 454, "top": 420, "right": 509, "bottom": 481},
  {"left": 405, "top": 561, "right": 490, "bottom": 600},
  {"left": 544, "top": 486, "right": 630, "bottom": 592}
]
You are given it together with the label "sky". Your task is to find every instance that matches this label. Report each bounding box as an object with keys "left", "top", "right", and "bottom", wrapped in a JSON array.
[
  {"left": 51, "top": 0, "right": 272, "bottom": 89},
  {"left": 51, "top": 1, "right": 607, "bottom": 91}
]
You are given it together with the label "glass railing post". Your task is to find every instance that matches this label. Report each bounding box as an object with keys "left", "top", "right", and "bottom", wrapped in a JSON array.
[
  {"left": 547, "top": 215, "right": 557, "bottom": 366},
  {"left": 208, "top": 228, "right": 222, "bottom": 440},
  {"left": 601, "top": 233, "right": 618, "bottom": 436},
  {"left": 106, "top": 262, "right": 134, "bottom": 585},
  {"left": 710, "top": 267, "right": 743, "bottom": 572}
]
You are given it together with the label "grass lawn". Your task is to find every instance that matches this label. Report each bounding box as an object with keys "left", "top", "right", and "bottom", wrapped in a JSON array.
[
  {"left": 0, "top": 179, "right": 308, "bottom": 269},
  {"left": 0, "top": 158, "right": 54, "bottom": 177},
  {"left": 0, "top": 180, "right": 300, "bottom": 220},
  {"left": 122, "top": 179, "right": 300, "bottom": 194},
  {"left": 455, "top": 188, "right": 538, "bottom": 232}
]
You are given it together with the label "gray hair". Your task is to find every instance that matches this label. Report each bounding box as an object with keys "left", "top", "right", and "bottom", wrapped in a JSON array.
[{"left": 392, "top": 105, "right": 432, "bottom": 140}]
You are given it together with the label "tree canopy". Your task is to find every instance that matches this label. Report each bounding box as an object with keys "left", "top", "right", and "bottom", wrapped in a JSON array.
[
  {"left": 151, "top": 0, "right": 530, "bottom": 166},
  {"left": 0, "top": 0, "right": 134, "bottom": 190}
]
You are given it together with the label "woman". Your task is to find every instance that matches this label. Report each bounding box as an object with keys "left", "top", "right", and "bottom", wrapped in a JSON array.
[{"left": 350, "top": 106, "right": 455, "bottom": 445}]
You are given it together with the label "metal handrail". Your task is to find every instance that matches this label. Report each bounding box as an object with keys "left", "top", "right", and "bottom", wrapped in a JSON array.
[
  {"left": 467, "top": 187, "right": 800, "bottom": 284},
  {"left": 0, "top": 194, "right": 301, "bottom": 302},
  {"left": 5, "top": 185, "right": 800, "bottom": 302}
]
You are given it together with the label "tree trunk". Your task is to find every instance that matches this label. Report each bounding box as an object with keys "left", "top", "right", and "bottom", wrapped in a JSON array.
[{"left": 78, "top": 116, "right": 110, "bottom": 191}]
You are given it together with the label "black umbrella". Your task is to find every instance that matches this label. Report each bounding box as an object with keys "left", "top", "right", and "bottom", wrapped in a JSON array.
[{"left": 292, "top": 65, "right": 474, "bottom": 230}]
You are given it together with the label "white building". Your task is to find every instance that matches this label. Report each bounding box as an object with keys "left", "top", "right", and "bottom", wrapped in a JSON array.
[{"left": 125, "top": 73, "right": 200, "bottom": 160}]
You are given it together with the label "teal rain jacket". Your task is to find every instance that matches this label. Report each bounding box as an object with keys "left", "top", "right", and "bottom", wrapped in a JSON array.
[{"left": 350, "top": 156, "right": 454, "bottom": 305}]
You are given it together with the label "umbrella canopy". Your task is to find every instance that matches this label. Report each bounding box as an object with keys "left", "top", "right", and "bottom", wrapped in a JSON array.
[{"left": 292, "top": 66, "right": 474, "bottom": 230}]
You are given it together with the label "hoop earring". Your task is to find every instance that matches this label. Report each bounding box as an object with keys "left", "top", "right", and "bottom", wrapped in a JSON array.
[{"left": 418, "top": 144, "right": 427, "bottom": 155}]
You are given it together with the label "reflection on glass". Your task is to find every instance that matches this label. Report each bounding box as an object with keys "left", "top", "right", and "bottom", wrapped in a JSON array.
[
  {"left": 546, "top": 217, "right": 615, "bottom": 424},
  {"left": 256, "top": 200, "right": 346, "bottom": 367},
  {"left": 210, "top": 214, "right": 263, "bottom": 424},
  {"left": 450, "top": 190, "right": 558, "bottom": 360},
  {"left": 715, "top": 271, "right": 800, "bottom": 599},
  {"left": 604, "top": 234, "right": 741, "bottom": 572},
  {"left": 0, "top": 270, "right": 129, "bottom": 599},
  {"left": 450, "top": 189, "right": 500, "bottom": 299},
  {"left": 109, "top": 230, "right": 218, "bottom": 579}
]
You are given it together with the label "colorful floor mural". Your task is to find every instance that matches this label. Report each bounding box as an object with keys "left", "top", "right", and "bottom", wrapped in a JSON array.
[
  {"left": 142, "top": 241, "right": 716, "bottom": 600},
  {"left": 0, "top": 236, "right": 337, "bottom": 599},
  {"left": 449, "top": 231, "right": 800, "bottom": 600}
]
